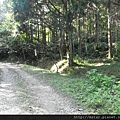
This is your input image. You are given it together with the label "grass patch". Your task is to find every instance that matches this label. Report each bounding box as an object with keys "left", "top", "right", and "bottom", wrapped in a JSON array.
[{"left": 20, "top": 60, "right": 120, "bottom": 114}]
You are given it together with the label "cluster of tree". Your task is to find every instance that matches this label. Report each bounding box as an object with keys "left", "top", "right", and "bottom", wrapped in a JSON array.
[{"left": 1, "top": 0, "right": 120, "bottom": 66}]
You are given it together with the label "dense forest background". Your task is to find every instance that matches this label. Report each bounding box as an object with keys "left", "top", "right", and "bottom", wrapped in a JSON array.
[
  {"left": 0, "top": 0, "right": 120, "bottom": 114},
  {"left": 0, "top": 0, "right": 120, "bottom": 66}
]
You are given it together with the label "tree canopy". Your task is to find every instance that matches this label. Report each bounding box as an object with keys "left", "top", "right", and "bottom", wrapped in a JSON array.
[{"left": 0, "top": 0, "right": 120, "bottom": 66}]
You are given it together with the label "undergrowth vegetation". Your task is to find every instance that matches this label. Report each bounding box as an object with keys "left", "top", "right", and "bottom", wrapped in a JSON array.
[
  {"left": 85, "top": 69, "right": 120, "bottom": 113},
  {"left": 21, "top": 60, "right": 120, "bottom": 114}
]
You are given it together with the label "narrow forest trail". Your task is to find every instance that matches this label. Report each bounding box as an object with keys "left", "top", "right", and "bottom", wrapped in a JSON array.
[{"left": 0, "top": 62, "right": 88, "bottom": 114}]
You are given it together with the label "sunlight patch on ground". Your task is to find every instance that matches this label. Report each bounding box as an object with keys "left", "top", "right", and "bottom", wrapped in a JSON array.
[
  {"left": 95, "top": 63, "right": 111, "bottom": 66},
  {"left": 0, "top": 83, "right": 11, "bottom": 88},
  {"left": 33, "top": 68, "right": 43, "bottom": 71}
]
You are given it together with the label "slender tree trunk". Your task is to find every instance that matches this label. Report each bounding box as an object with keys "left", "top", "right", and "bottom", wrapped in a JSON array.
[
  {"left": 48, "top": 31, "right": 50, "bottom": 43},
  {"left": 64, "top": 0, "right": 73, "bottom": 66},
  {"left": 93, "top": 11, "right": 96, "bottom": 36},
  {"left": 25, "top": 25, "right": 30, "bottom": 43},
  {"left": 30, "top": 24, "right": 33, "bottom": 43},
  {"left": 83, "top": 16, "right": 88, "bottom": 56},
  {"left": 59, "top": 31, "right": 64, "bottom": 60},
  {"left": 107, "top": 0, "right": 112, "bottom": 59},
  {"left": 37, "top": 19, "right": 40, "bottom": 42},
  {"left": 89, "top": 13, "right": 92, "bottom": 38},
  {"left": 78, "top": 13, "right": 82, "bottom": 57},
  {"left": 94, "top": 10, "right": 99, "bottom": 50},
  {"left": 68, "top": 23, "right": 73, "bottom": 66},
  {"left": 42, "top": 24, "right": 46, "bottom": 57},
  {"left": 51, "top": 29, "right": 55, "bottom": 42},
  {"left": 116, "top": 25, "right": 119, "bottom": 42}
]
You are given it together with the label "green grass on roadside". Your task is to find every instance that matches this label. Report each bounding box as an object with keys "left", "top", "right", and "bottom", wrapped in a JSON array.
[{"left": 20, "top": 61, "right": 120, "bottom": 114}]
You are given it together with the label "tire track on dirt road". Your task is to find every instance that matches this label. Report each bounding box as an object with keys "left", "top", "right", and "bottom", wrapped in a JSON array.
[{"left": 0, "top": 62, "right": 88, "bottom": 114}]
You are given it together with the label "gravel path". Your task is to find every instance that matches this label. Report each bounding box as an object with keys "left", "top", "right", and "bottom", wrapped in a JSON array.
[{"left": 0, "top": 62, "right": 88, "bottom": 114}]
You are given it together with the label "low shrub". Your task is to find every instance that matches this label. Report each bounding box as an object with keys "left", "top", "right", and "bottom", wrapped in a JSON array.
[
  {"left": 87, "top": 69, "right": 116, "bottom": 88},
  {"left": 84, "top": 69, "right": 120, "bottom": 113}
]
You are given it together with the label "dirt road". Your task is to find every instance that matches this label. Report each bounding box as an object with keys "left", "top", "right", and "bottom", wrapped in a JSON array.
[{"left": 0, "top": 62, "right": 87, "bottom": 114}]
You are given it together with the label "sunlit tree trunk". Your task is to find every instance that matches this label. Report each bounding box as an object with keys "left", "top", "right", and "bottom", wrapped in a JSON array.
[{"left": 107, "top": 0, "right": 113, "bottom": 59}]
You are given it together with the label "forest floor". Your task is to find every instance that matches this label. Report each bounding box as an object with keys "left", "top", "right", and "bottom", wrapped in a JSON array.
[
  {"left": 0, "top": 58, "right": 119, "bottom": 114},
  {"left": 20, "top": 58, "right": 119, "bottom": 114},
  {"left": 0, "top": 62, "right": 89, "bottom": 114}
]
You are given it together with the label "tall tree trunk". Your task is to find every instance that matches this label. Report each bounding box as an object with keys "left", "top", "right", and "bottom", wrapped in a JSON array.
[
  {"left": 37, "top": 19, "right": 40, "bottom": 42},
  {"left": 51, "top": 29, "right": 55, "bottom": 42},
  {"left": 64, "top": 0, "right": 73, "bottom": 66},
  {"left": 116, "top": 22, "right": 119, "bottom": 42},
  {"left": 94, "top": 10, "right": 99, "bottom": 50},
  {"left": 83, "top": 16, "right": 88, "bottom": 56},
  {"left": 78, "top": 13, "right": 82, "bottom": 57},
  {"left": 42, "top": 24, "right": 46, "bottom": 57},
  {"left": 107, "top": 0, "right": 112, "bottom": 59},
  {"left": 68, "top": 23, "right": 73, "bottom": 66},
  {"left": 89, "top": 13, "right": 92, "bottom": 38},
  {"left": 30, "top": 24, "right": 33, "bottom": 43},
  {"left": 59, "top": 30, "right": 64, "bottom": 60}
]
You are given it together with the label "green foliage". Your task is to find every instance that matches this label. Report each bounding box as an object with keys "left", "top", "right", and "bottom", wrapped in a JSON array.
[
  {"left": 84, "top": 69, "right": 119, "bottom": 113},
  {"left": 115, "top": 42, "right": 120, "bottom": 58},
  {"left": 73, "top": 54, "right": 84, "bottom": 64},
  {"left": 87, "top": 69, "right": 116, "bottom": 88},
  {"left": 22, "top": 60, "right": 120, "bottom": 114},
  {"left": 3, "top": 0, "right": 119, "bottom": 62},
  {"left": 19, "top": 34, "right": 26, "bottom": 43}
]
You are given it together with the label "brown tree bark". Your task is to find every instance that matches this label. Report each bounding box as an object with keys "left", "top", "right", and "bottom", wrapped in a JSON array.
[
  {"left": 107, "top": 0, "right": 113, "bottom": 59},
  {"left": 78, "top": 13, "right": 82, "bottom": 57},
  {"left": 94, "top": 10, "right": 100, "bottom": 50}
]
